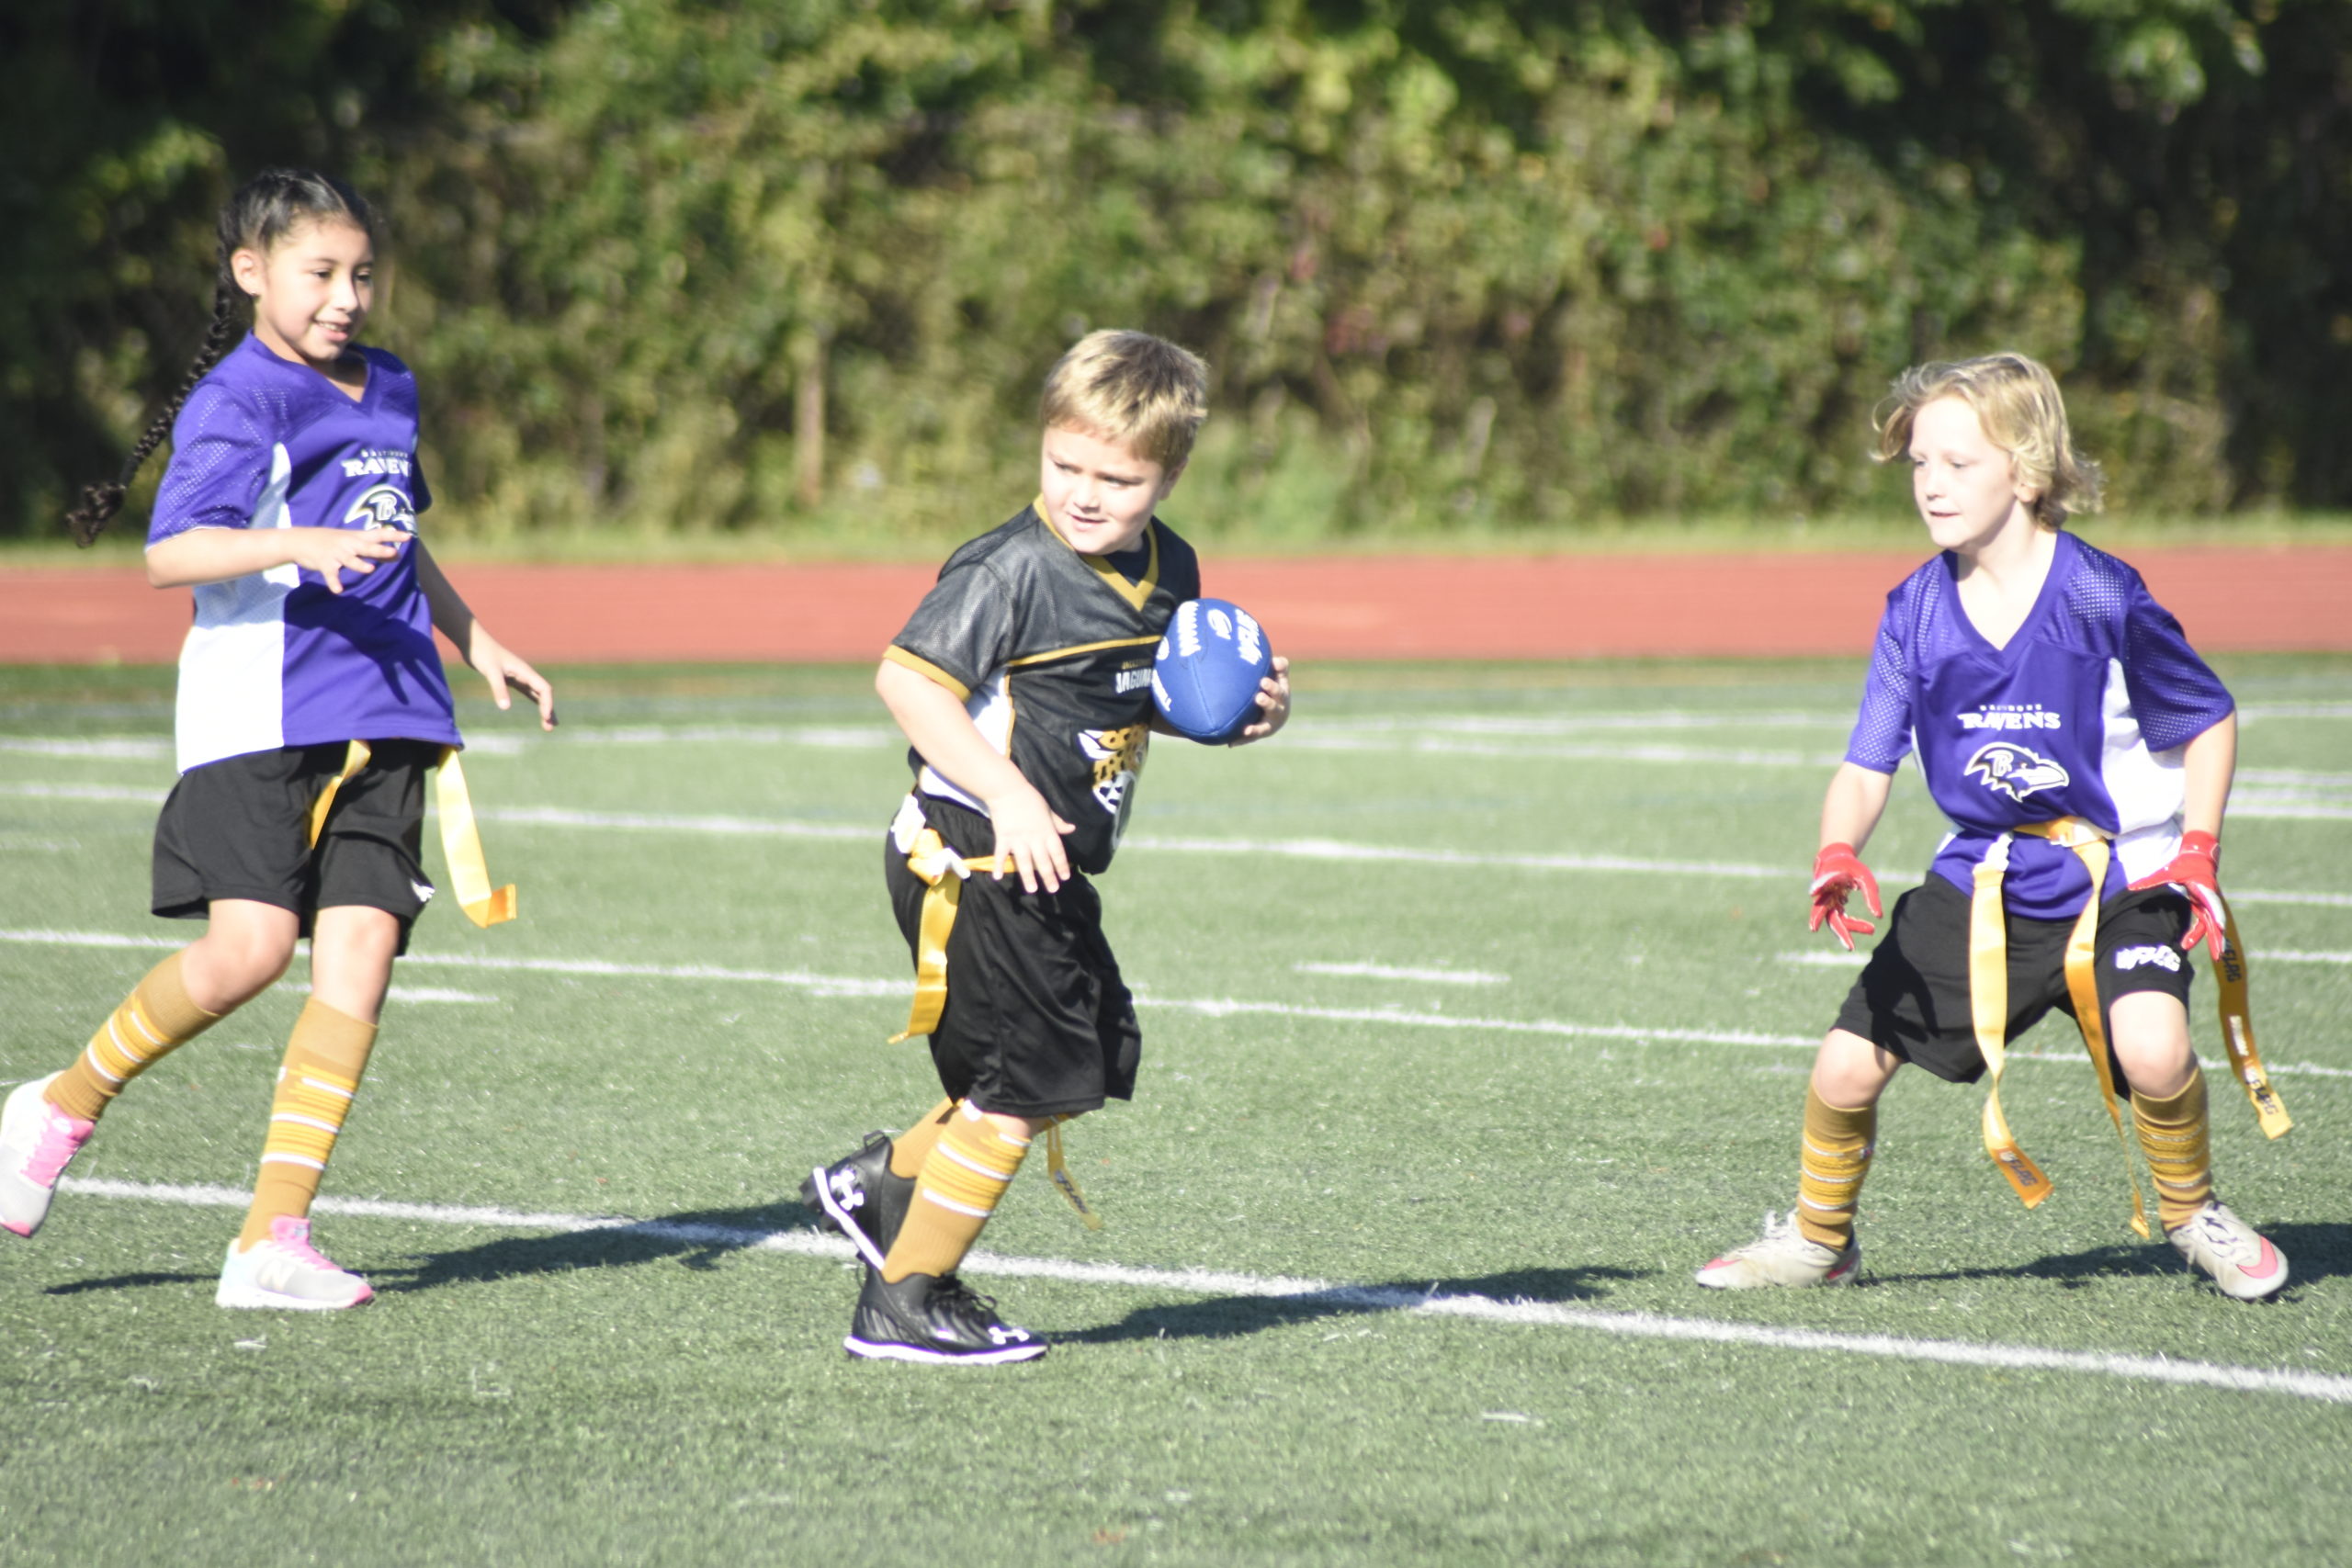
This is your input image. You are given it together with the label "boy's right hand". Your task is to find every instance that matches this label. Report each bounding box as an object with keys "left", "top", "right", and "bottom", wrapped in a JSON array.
[
  {"left": 291, "top": 525, "right": 409, "bottom": 593},
  {"left": 1807, "top": 841, "right": 1882, "bottom": 952},
  {"left": 985, "top": 781, "right": 1076, "bottom": 894}
]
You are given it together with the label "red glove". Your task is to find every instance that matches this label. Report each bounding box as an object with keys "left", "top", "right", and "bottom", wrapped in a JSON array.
[
  {"left": 1807, "top": 841, "right": 1883, "bottom": 953},
  {"left": 2126, "top": 829, "right": 2228, "bottom": 961}
]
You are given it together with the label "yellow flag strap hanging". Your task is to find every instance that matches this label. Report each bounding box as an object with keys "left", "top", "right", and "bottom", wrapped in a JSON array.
[
  {"left": 1971, "top": 820, "right": 2151, "bottom": 1237},
  {"left": 1969, "top": 836, "right": 2054, "bottom": 1212},
  {"left": 1044, "top": 1122, "right": 1105, "bottom": 1231},
  {"left": 306, "top": 740, "right": 373, "bottom": 849},
  {"left": 889, "top": 827, "right": 1005, "bottom": 1043},
  {"left": 2211, "top": 896, "right": 2292, "bottom": 1139},
  {"left": 435, "top": 746, "right": 516, "bottom": 928},
  {"left": 2014, "top": 819, "right": 2148, "bottom": 1239}
]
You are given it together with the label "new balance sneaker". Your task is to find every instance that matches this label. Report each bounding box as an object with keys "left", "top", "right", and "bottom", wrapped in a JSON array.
[
  {"left": 216, "top": 1217, "right": 375, "bottom": 1311},
  {"left": 800, "top": 1130, "right": 914, "bottom": 1271},
  {"left": 1, "top": 1073, "right": 95, "bottom": 1238},
  {"left": 2166, "top": 1199, "right": 2290, "bottom": 1301},
  {"left": 843, "top": 1269, "right": 1048, "bottom": 1364},
  {"left": 1695, "top": 1211, "right": 1861, "bottom": 1289}
]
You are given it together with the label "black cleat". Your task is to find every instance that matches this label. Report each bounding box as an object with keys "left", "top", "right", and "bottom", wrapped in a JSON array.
[
  {"left": 843, "top": 1270, "right": 1048, "bottom": 1364},
  {"left": 800, "top": 1131, "right": 914, "bottom": 1270}
]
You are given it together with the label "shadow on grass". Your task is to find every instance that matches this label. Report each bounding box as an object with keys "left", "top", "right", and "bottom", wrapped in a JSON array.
[
  {"left": 37, "top": 1203, "right": 839, "bottom": 1297},
  {"left": 1057, "top": 1264, "right": 1649, "bottom": 1345},
  {"left": 1866, "top": 1219, "right": 2352, "bottom": 1294},
  {"left": 368, "top": 1201, "right": 838, "bottom": 1294},
  {"left": 45, "top": 1269, "right": 213, "bottom": 1296}
]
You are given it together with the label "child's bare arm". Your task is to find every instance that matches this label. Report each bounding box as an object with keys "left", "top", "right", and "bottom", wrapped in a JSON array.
[
  {"left": 2178, "top": 710, "right": 2236, "bottom": 839},
  {"left": 146, "top": 525, "right": 407, "bottom": 593},
  {"left": 1819, "top": 761, "right": 1894, "bottom": 853},
  {"left": 2124, "top": 710, "right": 2236, "bottom": 957},
  {"left": 415, "top": 542, "right": 557, "bottom": 730},
  {"left": 876, "top": 658, "right": 1073, "bottom": 893}
]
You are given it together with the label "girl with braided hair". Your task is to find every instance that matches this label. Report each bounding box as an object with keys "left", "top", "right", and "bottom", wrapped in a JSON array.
[{"left": 4, "top": 168, "right": 556, "bottom": 1309}]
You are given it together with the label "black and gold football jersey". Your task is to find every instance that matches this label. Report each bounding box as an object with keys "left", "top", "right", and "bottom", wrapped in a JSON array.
[{"left": 886, "top": 502, "right": 1203, "bottom": 875}]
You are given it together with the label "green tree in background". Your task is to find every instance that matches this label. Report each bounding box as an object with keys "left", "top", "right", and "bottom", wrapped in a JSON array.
[{"left": 7, "top": 0, "right": 2346, "bottom": 545}]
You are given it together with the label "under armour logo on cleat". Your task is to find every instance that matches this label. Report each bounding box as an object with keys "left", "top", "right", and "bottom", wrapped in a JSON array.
[
  {"left": 827, "top": 1171, "right": 865, "bottom": 1211},
  {"left": 987, "top": 1325, "right": 1031, "bottom": 1346}
]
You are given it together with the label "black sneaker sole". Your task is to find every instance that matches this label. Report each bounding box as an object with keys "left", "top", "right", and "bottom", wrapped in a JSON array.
[
  {"left": 842, "top": 1333, "right": 1049, "bottom": 1365},
  {"left": 804, "top": 1164, "right": 891, "bottom": 1271}
]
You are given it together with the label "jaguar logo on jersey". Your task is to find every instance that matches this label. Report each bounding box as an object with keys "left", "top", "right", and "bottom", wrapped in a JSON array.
[
  {"left": 1963, "top": 740, "right": 2070, "bottom": 803},
  {"left": 344, "top": 484, "right": 418, "bottom": 535},
  {"left": 1077, "top": 723, "right": 1149, "bottom": 816}
]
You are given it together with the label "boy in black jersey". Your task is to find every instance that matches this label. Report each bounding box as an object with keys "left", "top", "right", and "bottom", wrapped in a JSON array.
[{"left": 804, "top": 330, "right": 1291, "bottom": 1363}]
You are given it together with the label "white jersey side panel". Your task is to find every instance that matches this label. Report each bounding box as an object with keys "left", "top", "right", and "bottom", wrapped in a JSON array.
[
  {"left": 172, "top": 442, "right": 301, "bottom": 773},
  {"left": 917, "top": 669, "right": 1013, "bottom": 816},
  {"left": 2098, "top": 657, "right": 2188, "bottom": 885}
]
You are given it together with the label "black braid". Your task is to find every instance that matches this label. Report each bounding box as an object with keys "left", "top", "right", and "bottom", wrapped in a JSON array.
[
  {"left": 66, "top": 267, "right": 242, "bottom": 546},
  {"left": 64, "top": 168, "right": 375, "bottom": 547}
]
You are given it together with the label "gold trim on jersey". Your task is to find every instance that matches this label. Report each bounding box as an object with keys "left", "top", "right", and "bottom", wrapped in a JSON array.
[
  {"left": 883, "top": 646, "right": 972, "bottom": 701},
  {"left": 1035, "top": 495, "right": 1163, "bottom": 611},
  {"left": 1004, "top": 635, "right": 1161, "bottom": 671}
]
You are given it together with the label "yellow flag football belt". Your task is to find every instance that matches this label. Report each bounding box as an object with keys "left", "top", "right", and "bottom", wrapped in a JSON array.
[
  {"left": 1968, "top": 817, "right": 2288, "bottom": 1236},
  {"left": 892, "top": 827, "right": 1103, "bottom": 1231},
  {"left": 305, "top": 740, "right": 517, "bottom": 929}
]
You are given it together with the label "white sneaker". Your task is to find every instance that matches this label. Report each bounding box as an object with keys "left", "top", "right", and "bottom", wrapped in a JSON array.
[
  {"left": 1, "top": 1073, "right": 95, "bottom": 1238},
  {"left": 217, "top": 1216, "right": 375, "bottom": 1311},
  {"left": 1695, "top": 1211, "right": 1860, "bottom": 1289},
  {"left": 2166, "top": 1200, "right": 2289, "bottom": 1301}
]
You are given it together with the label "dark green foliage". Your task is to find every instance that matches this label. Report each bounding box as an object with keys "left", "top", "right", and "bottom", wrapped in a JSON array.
[{"left": 9, "top": 1, "right": 2349, "bottom": 542}]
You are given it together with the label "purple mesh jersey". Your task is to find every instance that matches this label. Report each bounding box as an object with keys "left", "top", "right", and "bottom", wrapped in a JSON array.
[
  {"left": 1846, "top": 532, "right": 2233, "bottom": 919},
  {"left": 147, "top": 336, "right": 459, "bottom": 773}
]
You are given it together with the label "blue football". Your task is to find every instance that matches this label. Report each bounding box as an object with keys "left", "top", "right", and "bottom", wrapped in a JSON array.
[{"left": 1153, "top": 598, "right": 1273, "bottom": 743}]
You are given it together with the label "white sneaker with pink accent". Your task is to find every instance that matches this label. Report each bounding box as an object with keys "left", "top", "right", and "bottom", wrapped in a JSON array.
[
  {"left": 0, "top": 1073, "right": 95, "bottom": 1238},
  {"left": 2166, "top": 1199, "right": 2290, "bottom": 1301},
  {"left": 216, "top": 1216, "right": 375, "bottom": 1310}
]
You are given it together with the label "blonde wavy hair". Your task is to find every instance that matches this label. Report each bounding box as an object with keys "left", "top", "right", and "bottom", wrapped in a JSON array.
[
  {"left": 1038, "top": 329, "right": 1209, "bottom": 469},
  {"left": 1873, "top": 352, "right": 2104, "bottom": 529}
]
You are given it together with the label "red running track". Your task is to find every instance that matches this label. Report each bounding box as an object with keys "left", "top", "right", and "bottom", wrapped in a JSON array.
[{"left": 4, "top": 547, "right": 2346, "bottom": 665}]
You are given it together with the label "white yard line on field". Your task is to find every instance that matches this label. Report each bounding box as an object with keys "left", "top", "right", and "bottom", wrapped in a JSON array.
[
  {"left": 49, "top": 1173, "right": 2352, "bottom": 1406},
  {"left": 15, "top": 777, "right": 2352, "bottom": 902},
  {"left": 277, "top": 982, "right": 499, "bottom": 1006},
  {"left": 1294, "top": 961, "right": 1509, "bottom": 985},
  {"left": 1781, "top": 945, "right": 2352, "bottom": 969},
  {"left": 0, "top": 926, "right": 1801, "bottom": 1047},
  {"left": 16, "top": 928, "right": 2351, "bottom": 1074}
]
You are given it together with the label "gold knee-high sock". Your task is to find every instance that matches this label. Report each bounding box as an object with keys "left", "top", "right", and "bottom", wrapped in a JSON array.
[
  {"left": 886, "top": 1098, "right": 959, "bottom": 1180},
  {"left": 238, "top": 999, "right": 378, "bottom": 1248},
  {"left": 1796, "top": 1085, "right": 1877, "bottom": 1250},
  {"left": 2133, "top": 1073, "right": 2213, "bottom": 1233},
  {"left": 882, "top": 1103, "right": 1030, "bottom": 1281},
  {"left": 47, "top": 953, "right": 221, "bottom": 1123}
]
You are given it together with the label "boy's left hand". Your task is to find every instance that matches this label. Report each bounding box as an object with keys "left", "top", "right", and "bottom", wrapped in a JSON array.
[
  {"left": 2126, "top": 829, "right": 2228, "bottom": 960},
  {"left": 467, "top": 624, "right": 559, "bottom": 730},
  {"left": 1228, "top": 656, "right": 1291, "bottom": 745}
]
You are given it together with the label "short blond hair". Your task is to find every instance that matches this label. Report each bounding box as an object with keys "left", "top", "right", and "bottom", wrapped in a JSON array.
[
  {"left": 1874, "top": 352, "right": 2104, "bottom": 529},
  {"left": 1038, "top": 330, "right": 1209, "bottom": 469}
]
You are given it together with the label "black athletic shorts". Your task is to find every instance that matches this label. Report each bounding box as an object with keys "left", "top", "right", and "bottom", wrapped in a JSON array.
[
  {"left": 153, "top": 739, "right": 440, "bottom": 949},
  {"left": 885, "top": 795, "right": 1140, "bottom": 1119},
  {"left": 1833, "top": 873, "right": 2196, "bottom": 1089}
]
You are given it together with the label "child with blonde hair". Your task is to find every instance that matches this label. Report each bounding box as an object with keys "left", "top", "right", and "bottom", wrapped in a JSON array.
[
  {"left": 1698, "top": 351, "right": 2289, "bottom": 1299},
  {"left": 802, "top": 329, "right": 1290, "bottom": 1361}
]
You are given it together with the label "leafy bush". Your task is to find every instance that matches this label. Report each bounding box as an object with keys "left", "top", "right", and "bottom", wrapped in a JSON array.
[{"left": 8, "top": 0, "right": 2347, "bottom": 545}]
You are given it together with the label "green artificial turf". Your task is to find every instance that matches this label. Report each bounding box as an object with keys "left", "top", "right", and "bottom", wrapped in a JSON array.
[{"left": 4, "top": 656, "right": 2350, "bottom": 1566}]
